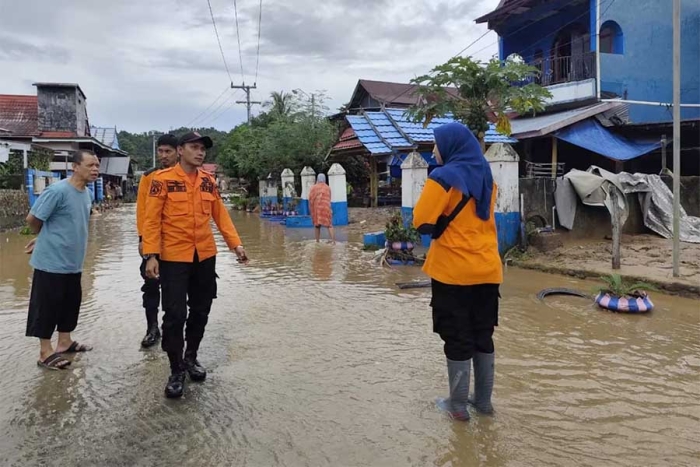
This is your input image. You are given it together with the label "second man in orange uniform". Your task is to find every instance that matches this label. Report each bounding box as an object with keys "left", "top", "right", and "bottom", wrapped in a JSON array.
[
  {"left": 142, "top": 132, "right": 248, "bottom": 398},
  {"left": 135, "top": 134, "right": 179, "bottom": 348}
]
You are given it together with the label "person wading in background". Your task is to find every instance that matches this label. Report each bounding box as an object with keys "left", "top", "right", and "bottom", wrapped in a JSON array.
[
  {"left": 24, "top": 150, "right": 100, "bottom": 369},
  {"left": 142, "top": 132, "right": 248, "bottom": 399},
  {"left": 413, "top": 122, "right": 503, "bottom": 421},
  {"left": 135, "top": 134, "right": 179, "bottom": 348},
  {"left": 308, "top": 173, "right": 335, "bottom": 244}
]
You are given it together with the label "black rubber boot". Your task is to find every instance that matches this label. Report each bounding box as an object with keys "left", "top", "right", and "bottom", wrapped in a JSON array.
[
  {"left": 184, "top": 351, "right": 207, "bottom": 382},
  {"left": 141, "top": 309, "right": 160, "bottom": 348},
  {"left": 165, "top": 352, "right": 186, "bottom": 398},
  {"left": 165, "top": 372, "right": 186, "bottom": 398}
]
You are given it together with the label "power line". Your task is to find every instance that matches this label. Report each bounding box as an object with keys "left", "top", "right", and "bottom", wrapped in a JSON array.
[
  {"left": 254, "top": 0, "right": 263, "bottom": 85},
  {"left": 198, "top": 90, "right": 241, "bottom": 127},
  {"left": 233, "top": 0, "right": 246, "bottom": 83},
  {"left": 186, "top": 86, "right": 232, "bottom": 128},
  {"left": 452, "top": 29, "right": 493, "bottom": 59},
  {"left": 206, "top": 0, "right": 233, "bottom": 82}
]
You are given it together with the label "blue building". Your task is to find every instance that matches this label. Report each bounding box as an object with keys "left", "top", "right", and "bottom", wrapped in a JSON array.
[{"left": 476, "top": 0, "right": 700, "bottom": 124}]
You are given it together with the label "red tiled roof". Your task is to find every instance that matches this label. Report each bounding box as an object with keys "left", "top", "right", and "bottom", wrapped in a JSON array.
[
  {"left": 332, "top": 138, "right": 363, "bottom": 151},
  {"left": 338, "top": 127, "right": 356, "bottom": 141},
  {"left": 0, "top": 94, "right": 38, "bottom": 136},
  {"left": 202, "top": 163, "right": 219, "bottom": 173}
]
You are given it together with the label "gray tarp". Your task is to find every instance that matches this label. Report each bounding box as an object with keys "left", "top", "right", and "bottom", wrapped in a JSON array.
[
  {"left": 556, "top": 166, "right": 700, "bottom": 244},
  {"left": 617, "top": 172, "right": 700, "bottom": 244}
]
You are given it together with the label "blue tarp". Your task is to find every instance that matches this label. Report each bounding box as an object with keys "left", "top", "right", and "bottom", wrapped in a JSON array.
[{"left": 556, "top": 119, "right": 661, "bottom": 161}]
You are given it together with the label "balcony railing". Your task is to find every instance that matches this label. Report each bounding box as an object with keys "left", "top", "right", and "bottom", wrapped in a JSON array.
[{"left": 529, "top": 52, "right": 596, "bottom": 87}]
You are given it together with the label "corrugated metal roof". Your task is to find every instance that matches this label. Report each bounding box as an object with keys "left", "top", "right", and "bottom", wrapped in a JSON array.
[
  {"left": 342, "top": 109, "right": 517, "bottom": 156},
  {"left": 353, "top": 79, "right": 461, "bottom": 108},
  {"left": 90, "top": 126, "right": 120, "bottom": 149},
  {"left": 100, "top": 156, "right": 132, "bottom": 176},
  {"left": 0, "top": 95, "right": 38, "bottom": 136},
  {"left": 346, "top": 115, "right": 391, "bottom": 154},
  {"left": 385, "top": 108, "right": 518, "bottom": 144},
  {"left": 509, "top": 102, "right": 621, "bottom": 139}
]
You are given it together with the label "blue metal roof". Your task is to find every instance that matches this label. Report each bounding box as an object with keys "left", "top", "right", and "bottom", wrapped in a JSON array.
[
  {"left": 343, "top": 108, "right": 516, "bottom": 156},
  {"left": 385, "top": 108, "right": 518, "bottom": 144}
]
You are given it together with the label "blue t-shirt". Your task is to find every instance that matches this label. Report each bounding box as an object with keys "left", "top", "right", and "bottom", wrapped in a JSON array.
[{"left": 29, "top": 179, "right": 93, "bottom": 274}]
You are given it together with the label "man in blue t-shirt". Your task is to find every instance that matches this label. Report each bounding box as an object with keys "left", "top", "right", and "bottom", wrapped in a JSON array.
[{"left": 25, "top": 149, "right": 100, "bottom": 370}]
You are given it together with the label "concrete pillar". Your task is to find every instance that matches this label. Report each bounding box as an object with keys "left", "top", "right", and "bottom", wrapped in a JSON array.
[
  {"left": 328, "top": 163, "right": 348, "bottom": 226},
  {"left": 484, "top": 143, "right": 520, "bottom": 255},
  {"left": 299, "top": 166, "right": 316, "bottom": 216},
  {"left": 281, "top": 168, "right": 296, "bottom": 213},
  {"left": 260, "top": 173, "right": 279, "bottom": 213},
  {"left": 26, "top": 169, "right": 36, "bottom": 207},
  {"left": 401, "top": 151, "right": 430, "bottom": 247},
  {"left": 96, "top": 177, "right": 104, "bottom": 202}
]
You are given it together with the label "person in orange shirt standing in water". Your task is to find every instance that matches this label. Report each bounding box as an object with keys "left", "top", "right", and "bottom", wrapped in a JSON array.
[
  {"left": 413, "top": 122, "right": 503, "bottom": 421},
  {"left": 142, "top": 132, "right": 248, "bottom": 398},
  {"left": 135, "top": 134, "right": 179, "bottom": 348},
  {"left": 308, "top": 173, "right": 335, "bottom": 244}
]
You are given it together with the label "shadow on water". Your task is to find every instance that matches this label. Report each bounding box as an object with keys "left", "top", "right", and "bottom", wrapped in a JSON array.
[{"left": 0, "top": 205, "right": 698, "bottom": 466}]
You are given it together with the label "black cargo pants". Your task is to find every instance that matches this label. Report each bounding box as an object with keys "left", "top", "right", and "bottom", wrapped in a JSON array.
[{"left": 159, "top": 252, "right": 217, "bottom": 358}]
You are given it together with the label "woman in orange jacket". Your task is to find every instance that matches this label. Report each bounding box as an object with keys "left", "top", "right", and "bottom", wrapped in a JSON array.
[{"left": 413, "top": 122, "right": 502, "bottom": 421}]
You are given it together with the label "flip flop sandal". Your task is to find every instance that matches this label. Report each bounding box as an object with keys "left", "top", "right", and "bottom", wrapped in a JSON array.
[
  {"left": 61, "top": 341, "right": 93, "bottom": 353},
  {"left": 37, "top": 353, "right": 71, "bottom": 370}
]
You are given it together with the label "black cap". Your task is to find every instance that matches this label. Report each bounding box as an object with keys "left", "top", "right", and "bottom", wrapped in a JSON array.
[
  {"left": 156, "top": 134, "right": 178, "bottom": 148},
  {"left": 178, "top": 131, "right": 213, "bottom": 149}
]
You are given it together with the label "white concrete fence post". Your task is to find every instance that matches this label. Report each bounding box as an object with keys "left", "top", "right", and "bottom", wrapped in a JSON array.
[
  {"left": 281, "top": 168, "right": 296, "bottom": 214},
  {"left": 401, "top": 151, "right": 430, "bottom": 246},
  {"left": 328, "top": 163, "right": 348, "bottom": 226},
  {"left": 299, "top": 166, "right": 316, "bottom": 216}
]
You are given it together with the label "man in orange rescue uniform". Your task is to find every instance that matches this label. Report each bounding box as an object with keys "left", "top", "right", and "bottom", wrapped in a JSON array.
[
  {"left": 142, "top": 132, "right": 248, "bottom": 398},
  {"left": 135, "top": 134, "right": 179, "bottom": 349}
]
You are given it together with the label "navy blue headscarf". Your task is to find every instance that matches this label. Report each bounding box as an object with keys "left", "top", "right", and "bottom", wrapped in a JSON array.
[{"left": 430, "top": 122, "right": 493, "bottom": 221}]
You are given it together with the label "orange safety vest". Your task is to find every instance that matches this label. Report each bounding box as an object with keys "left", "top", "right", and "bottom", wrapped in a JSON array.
[
  {"left": 413, "top": 178, "right": 503, "bottom": 286},
  {"left": 136, "top": 167, "right": 160, "bottom": 240},
  {"left": 142, "top": 163, "right": 242, "bottom": 262}
]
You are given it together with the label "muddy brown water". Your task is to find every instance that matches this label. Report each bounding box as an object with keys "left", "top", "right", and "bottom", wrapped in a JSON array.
[{"left": 0, "top": 206, "right": 698, "bottom": 467}]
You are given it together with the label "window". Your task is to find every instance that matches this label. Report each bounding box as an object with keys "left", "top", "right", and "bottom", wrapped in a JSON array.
[{"left": 600, "top": 21, "right": 624, "bottom": 54}]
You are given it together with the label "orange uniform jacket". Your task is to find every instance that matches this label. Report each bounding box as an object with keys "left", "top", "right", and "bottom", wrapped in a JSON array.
[
  {"left": 142, "top": 164, "right": 242, "bottom": 262},
  {"left": 413, "top": 178, "right": 503, "bottom": 286},
  {"left": 136, "top": 167, "right": 159, "bottom": 240}
]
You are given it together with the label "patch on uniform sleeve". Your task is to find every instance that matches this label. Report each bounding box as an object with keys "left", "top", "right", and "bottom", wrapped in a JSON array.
[
  {"left": 149, "top": 180, "right": 163, "bottom": 196},
  {"left": 166, "top": 180, "right": 187, "bottom": 193},
  {"left": 200, "top": 176, "right": 215, "bottom": 194}
]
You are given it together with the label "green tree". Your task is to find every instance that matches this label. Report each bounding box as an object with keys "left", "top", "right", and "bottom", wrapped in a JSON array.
[
  {"left": 264, "top": 91, "right": 296, "bottom": 119},
  {"left": 217, "top": 91, "right": 336, "bottom": 192},
  {"left": 407, "top": 56, "right": 552, "bottom": 148}
]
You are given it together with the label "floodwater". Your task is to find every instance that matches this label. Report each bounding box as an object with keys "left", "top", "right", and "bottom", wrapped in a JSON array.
[{"left": 0, "top": 206, "right": 698, "bottom": 467}]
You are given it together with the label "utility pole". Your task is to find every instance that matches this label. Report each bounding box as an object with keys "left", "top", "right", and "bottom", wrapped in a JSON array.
[
  {"left": 232, "top": 83, "right": 262, "bottom": 124},
  {"left": 595, "top": 0, "right": 601, "bottom": 100},
  {"left": 152, "top": 133, "right": 156, "bottom": 169},
  {"left": 672, "top": 0, "right": 681, "bottom": 277}
]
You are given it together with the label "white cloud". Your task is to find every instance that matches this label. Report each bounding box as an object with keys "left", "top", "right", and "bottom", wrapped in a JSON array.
[{"left": 0, "top": 0, "right": 499, "bottom": 132}]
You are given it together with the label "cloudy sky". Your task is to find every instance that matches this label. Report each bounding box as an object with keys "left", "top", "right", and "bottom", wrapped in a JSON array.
[{"left": 0, "top": 0, "right": 500, "bottom": 133}]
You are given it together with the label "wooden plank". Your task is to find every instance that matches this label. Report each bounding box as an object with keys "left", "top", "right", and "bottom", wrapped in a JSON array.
[
  {"left": 370, "top": 157, "right": 378, "bottom": 208},
  {"left": 611, "top": 188, "right": 621, "bottom": 270}
]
